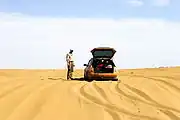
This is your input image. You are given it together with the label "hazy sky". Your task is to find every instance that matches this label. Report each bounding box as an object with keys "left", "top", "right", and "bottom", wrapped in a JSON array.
[{"left": 0, "top": 0, "right": 180, "bottom": 69}]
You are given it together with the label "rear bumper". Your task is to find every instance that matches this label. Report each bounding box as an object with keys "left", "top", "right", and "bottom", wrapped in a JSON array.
[{"left": 89, "top": 73, "right": 118, "bottom": 80}]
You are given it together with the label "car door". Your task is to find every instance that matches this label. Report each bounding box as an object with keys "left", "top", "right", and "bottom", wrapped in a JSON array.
[
  {"left": 87, "top": 59, "right": 93, "bottom": 75},
  {"left": 85, "top": 59, "right": 93, "bottom": 76}
]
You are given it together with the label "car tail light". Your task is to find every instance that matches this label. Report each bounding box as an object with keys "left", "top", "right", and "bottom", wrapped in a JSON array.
[{"left": 98, "top": 64, "right": 104, "bottom": 68}]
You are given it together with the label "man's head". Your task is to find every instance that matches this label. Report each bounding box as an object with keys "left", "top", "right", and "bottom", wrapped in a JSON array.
[{"left": 69, "top": 49, "right": 73, "bottom": 54}]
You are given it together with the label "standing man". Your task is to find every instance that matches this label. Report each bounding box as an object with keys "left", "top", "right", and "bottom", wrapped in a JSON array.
[{"left": 66, "top": 49, "right": 75, "bottom": 79}]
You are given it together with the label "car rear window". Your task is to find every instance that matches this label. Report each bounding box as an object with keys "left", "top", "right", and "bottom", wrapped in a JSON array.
[{"left": 93, "top": 51, "right": 113, "bottom": 57}]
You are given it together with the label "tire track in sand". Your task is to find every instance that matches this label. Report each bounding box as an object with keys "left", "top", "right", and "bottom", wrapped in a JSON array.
[
  {"left": 0, "top": 78, "right": 27, "bottom": 88},
  {"left": 133, "top": 75, "right": 180, "bottom": 92},
  {"left": 115, "top": 75, "right": 180, "bottom": 119},
  {"left": 56, "top": 81, "right": 120, "bottom": 120},
  {"left": 79, "top": 83, "right": 161, "bottom": 120},
  {"left": 92, "top": 82, "right": 112, "bottom": 103},
  {"left": 131, "top": 76, "right": 180, "bottom": 120},
  {"left": 151, "top": 76, "right": 180, "bottom": 81},
  {"left": 124, "top": 83, "right": 180, "bottom": 113},
  {"left": 159, "top": 109, "right": 180, "bottom": 120},
  {"left": 0, "top": 84, "right": 25, "bottom": 99},
  {"left": 5, "top": 81, "right": 61, "bottom": 120},
  {"left": 91, "top": 82, "right": 121, "bottom": 120},
  {"left": 0, "top": 78, "right": 23, "bottom": 85},
  {"left": 114, "top": 82, "right": 180, "bottom": 114},
  {"left": 0, "top": 81, "right": 47, "bottom": 120},
  {"left": 78, "top": 83, "right": 121, "bottom": 120}
]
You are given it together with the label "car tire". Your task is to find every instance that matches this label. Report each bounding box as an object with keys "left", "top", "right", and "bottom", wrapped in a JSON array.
[
  {"left": 87, "top": 79, "right": 93, "bottom": 82},
  {"left": 84, "top": 73, "right": 88, "bottom": 81},
  {"left": 84, "top": 74, "right": 93, "bottom": 82}
]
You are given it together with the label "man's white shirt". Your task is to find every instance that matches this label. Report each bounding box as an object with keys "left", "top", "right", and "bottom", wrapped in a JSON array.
[{"left": 66, "top": 53, "right": 74, "bottom": 62}]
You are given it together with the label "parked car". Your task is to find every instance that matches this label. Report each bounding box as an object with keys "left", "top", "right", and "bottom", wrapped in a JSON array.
[{"left": 83, "top": 47, "right": 118, "bottom": 82}]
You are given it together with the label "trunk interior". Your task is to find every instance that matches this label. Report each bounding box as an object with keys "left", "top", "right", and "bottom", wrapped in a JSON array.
[{"left": 92, "top": 58, "right": 115, "bottom": 73}]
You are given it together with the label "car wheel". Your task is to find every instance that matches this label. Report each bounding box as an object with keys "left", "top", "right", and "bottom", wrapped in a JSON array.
[
  {"left": 84, "top": 73, "right": 88, "bottom": 81},
  {"left": 87, "top": 78, "right": 93, "bottom": 82}
]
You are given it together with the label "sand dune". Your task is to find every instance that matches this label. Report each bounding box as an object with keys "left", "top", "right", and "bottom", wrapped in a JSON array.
[{"left": 0, "top": 67, "right": 180, "bottom": 120}]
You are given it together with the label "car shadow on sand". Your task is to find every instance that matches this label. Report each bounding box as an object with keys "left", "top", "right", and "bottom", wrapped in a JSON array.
[
  {"left": 47, "top": 77, "right": 85, "bottom": 81},
  {"left": 72, "top": 77, "right": 119, "bottom": 82},
  {"left": 47, "top": 77, "right": 118, "bottom": 82},
  {"left": 71, "top": 77, "right": 85, "bottom": 81},
  {"left": 47, "top": 77, "right": 66, "bottom": 80}
]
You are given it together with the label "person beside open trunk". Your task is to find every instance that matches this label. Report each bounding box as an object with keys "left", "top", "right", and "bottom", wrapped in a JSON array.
[{"left": 66, "top": 49, "right": 75, "bottom": 79}]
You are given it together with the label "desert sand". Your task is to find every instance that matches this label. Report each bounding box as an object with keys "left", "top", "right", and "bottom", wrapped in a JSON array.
[{"left": 0, "top": 67, "right": 180, "bottom": 120}]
